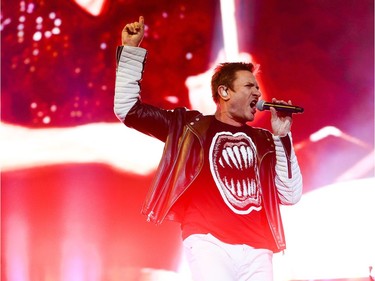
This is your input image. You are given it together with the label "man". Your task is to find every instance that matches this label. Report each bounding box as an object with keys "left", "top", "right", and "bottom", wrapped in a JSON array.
[{"left": 114, "top": 16, "right": 302, "bottom": 281}]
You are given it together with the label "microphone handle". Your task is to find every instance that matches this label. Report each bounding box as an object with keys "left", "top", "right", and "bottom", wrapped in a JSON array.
[{"left": 263, "top": 102, "right": 304, "bottom": 113}]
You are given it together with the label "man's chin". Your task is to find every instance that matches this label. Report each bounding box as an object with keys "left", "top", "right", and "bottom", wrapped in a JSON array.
[{"left": 247, "top": 114, "right": 255, "bottom": 122}]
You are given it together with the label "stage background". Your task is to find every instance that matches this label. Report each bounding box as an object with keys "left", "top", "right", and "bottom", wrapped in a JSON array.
[{"left": 1, "top": 0, "right": 374, "bottom": 280}]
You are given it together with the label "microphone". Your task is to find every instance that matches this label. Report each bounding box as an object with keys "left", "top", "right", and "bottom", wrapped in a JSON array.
[{"left": 256, "top": 100, "right": 304, "bottom": 114}]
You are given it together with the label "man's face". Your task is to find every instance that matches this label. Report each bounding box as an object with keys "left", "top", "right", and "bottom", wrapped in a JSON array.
[{"left": 226, "top": 70, "right": 261, "bottom": 123}]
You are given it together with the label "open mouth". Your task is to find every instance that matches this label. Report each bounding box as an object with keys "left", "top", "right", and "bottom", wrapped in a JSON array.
[{"left": 250, "top": 100, "right": 257, "bottom": 108}]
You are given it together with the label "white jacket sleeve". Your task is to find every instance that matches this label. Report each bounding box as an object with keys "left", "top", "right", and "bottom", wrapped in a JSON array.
[
  {"left": 272, "top": 132, "right": 303, "bottom": 205},
  {"left": 114, "top": 46, "right": 147, "bottom": 122}
]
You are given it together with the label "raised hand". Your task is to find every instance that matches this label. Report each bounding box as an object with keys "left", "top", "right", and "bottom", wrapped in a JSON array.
[{"left": 122, "top": 16, "right": 145, "bottom": 47}]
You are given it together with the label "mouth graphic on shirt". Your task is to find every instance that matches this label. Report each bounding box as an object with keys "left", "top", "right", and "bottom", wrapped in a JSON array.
[{"left": 209, "top": 132, "right": 262, "bottom": 214}]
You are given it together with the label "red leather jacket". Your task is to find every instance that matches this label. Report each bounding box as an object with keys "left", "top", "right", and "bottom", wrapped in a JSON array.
[{"left": 124, "top": 99, "right": 293, "bottom": 252}]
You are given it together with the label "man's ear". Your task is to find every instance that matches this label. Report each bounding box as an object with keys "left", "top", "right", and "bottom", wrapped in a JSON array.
[{"left": 218, "top": 85, "right": 230, "bottom": 100}]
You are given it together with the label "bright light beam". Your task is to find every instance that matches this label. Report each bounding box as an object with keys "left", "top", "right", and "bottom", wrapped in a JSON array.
[
  {"left": 0, "top": 122, "right": 163, "bottom": 174},
  {"left": 310, "top": 126, "right": 372, "bottom": 149},
  {"left": 72, "top": 0, "right": 107, "bottom": 16},
  {"left": 309, "top": 126, "right": 342, "bottom": 142},
  {"left": 220, "top": 0, "right": 239, "bottom": 61}
]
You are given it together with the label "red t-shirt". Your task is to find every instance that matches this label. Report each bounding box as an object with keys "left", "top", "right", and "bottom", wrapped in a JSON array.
[{"left": 181, "top": 118, "right": 274, "bottom": 249}]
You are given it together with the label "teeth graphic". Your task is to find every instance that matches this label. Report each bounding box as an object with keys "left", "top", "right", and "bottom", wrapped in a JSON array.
[
  {"left": 247, "top": 147, "right": 253, "bottom": 167},
  {"left": 221, "top": 145, "right": 260, "bottom": 198},
  {"left": 242, "top": 179, "right": 248, "bottom": 196},
  {"left": 251, "top": 180, "right": 256, "bottom": 195},
  {"left": 249, "top": 181, "right": 252, "bottom": 196},
  {"left": 230, "top": 179, "right": 234, "bottom": 194},
  {"left": 210, "top": 132, "right": 261, "bottom": 213},
  {"left": 240, "top": 146, "right": 248, "bottom": 168},
  {"left": 236, "top": 180, "right": 242, "bottom": 196},
  {"left": 223, "top": 177, "right": 261, "bottom": 200},
  {"left": 224, "top": 177, "right": 234, "bottom": 194},
  {"left": 222, "top": 149, "right": 231, "bottom": 168},
  {"left": 231, "top": 178, "right": 236, "bottom": 194},
  {"left": 233, "top": 146, "right": 243, "bottom": 170},
  {"left": 226, "top": 147, "right": 239, "bottom": 169}
]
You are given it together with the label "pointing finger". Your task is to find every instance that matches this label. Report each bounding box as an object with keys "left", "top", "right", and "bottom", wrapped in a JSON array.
[{"left": 139, "top": 16, "right": 144, "bottom": 27}]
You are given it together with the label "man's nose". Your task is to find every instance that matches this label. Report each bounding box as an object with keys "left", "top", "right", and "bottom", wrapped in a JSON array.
[{"left": 254, "top": 89, "right": 262, "bottom": 97}]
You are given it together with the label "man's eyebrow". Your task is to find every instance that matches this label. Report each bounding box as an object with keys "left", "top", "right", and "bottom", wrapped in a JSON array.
[{"left": 246, "top": 82, "right": 260, "bottom": 89}]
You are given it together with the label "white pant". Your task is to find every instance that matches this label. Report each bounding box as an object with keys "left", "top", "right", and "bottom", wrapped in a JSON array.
[{"left": 183, "top": 233, "right": 273, "bottom": 281}]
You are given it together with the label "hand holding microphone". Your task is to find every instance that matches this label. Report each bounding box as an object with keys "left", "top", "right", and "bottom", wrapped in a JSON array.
[{"left": 258, "top": 98, "right": 303, "bottom": 136}]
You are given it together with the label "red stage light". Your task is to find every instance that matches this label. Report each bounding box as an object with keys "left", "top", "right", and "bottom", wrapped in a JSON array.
[{"left": 71, "top": 0, "right": 108, "bottom": 16}]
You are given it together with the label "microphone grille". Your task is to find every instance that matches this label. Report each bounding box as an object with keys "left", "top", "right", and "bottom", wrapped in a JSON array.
[{"left": 256, "top": 100, "right": 265, "bottom": 111}]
